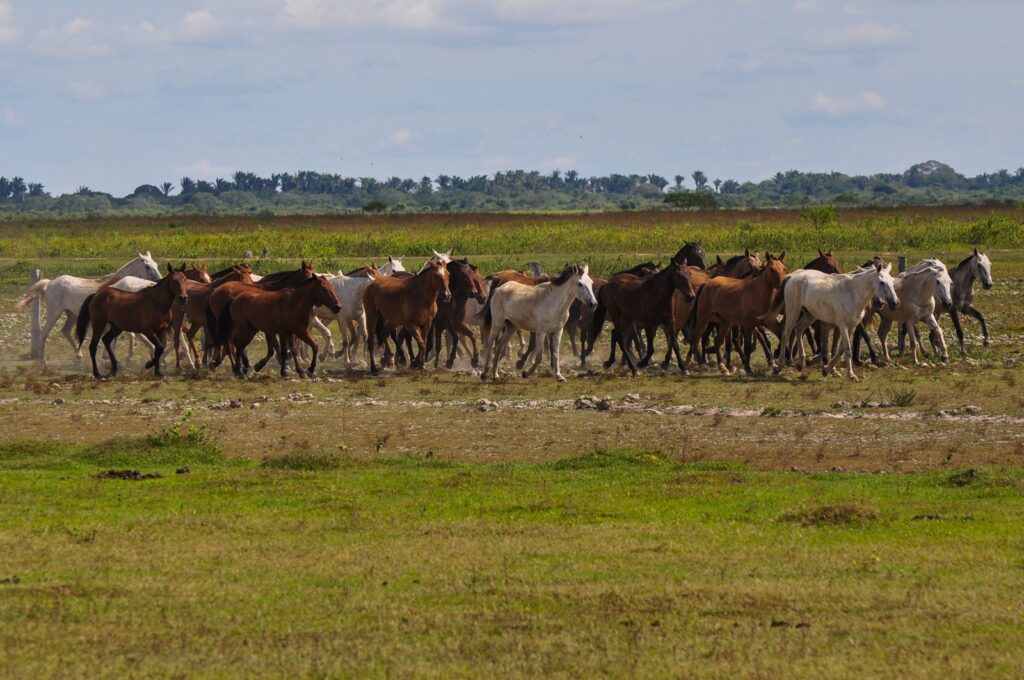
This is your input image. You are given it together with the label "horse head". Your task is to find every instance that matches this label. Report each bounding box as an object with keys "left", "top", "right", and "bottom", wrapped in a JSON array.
[
  {"left": 166, "top": 269, "right": 189, "bottom": 305},
  {"left": 931, "top": 266, "right": 954, "bottom": 311},
  {"left": 424, "top": 260, "right": 451, "bottom": 302},
  {"left": 673, "top": 241, "right": 706, "bottom": 269},
  {"left": 565, "top": 264, "right": 597, "bottom": 311},
  {"left": 973, "top": 248, "right": 993, "bottom": 290},
  {"left": 763, "top": 252, "right": 788, "bottom": 289},
  {"left": 669, "top": 260, "right": 696, "bottom": 303},
  {"left": 812, "top": 248, "right": 841, "bottom": 274},
  {"left": 136, "top": 251, "right": 162, "bottom": 281},
  {"left": 313, "top": 275, "right": 342, "bottom": 314},
  {"left": 873, "top": 261, "right": 900, "bottom": 311}
]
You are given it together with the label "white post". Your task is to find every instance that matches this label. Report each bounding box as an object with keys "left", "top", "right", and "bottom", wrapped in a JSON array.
[{"left": 29, "top": 269, "right": 42, "bottom": 360}]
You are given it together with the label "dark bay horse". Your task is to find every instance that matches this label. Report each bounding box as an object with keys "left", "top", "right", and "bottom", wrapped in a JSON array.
[
  {"left": 427, "top": 258, "right": 487, "bottom": 369},
  {"left": 585, "top": 260, "right": 697, "bottom": 376},
  {"left": 214, "top": 276, "right": 341, "bottom": 378},
  {"left": 363, "top": 261, "right": 451, "bottom": 374},
  {"left": 75, "top": 264, "right": 189, "bottom": 378}
]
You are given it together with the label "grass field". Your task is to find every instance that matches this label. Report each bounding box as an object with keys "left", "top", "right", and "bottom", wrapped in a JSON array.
[{"left": 0, "top": 209, "right": 1022, "bottom": 677}]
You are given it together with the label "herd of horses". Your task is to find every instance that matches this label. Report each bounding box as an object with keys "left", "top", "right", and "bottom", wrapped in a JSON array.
[{"left": 18, "top": 243, "right": 995, "bottom": 383}]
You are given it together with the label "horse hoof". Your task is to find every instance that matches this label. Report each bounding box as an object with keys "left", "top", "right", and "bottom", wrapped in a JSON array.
[
  {"left": 602, "top": 361, "right": 614, "bottom": 370},
  {"left": 556, "top": 375, "right": 567, "bottom": 383},
  {"left": 521, "top": 371, "right": 529, "bottom": 379},
  {"left": 717, "top": 364, "right": 728, "bottom": 375},
  {"left": 983, "top": 340, "right": 991, "bottom": 347}
]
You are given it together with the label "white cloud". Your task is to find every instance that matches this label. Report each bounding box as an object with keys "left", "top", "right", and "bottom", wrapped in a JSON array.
[
  {"left": 806, "top": 23, "right": 909, "bottom": 51},
  {"left": 65, "top": 79, "right": 108, "bottom": 101},
  {"left": 280, "top": 0, "right": 443, "bottom": 31},
  {"left": 175, "top": 159, "right": 234, "bottom": 180},
  {"left": 36, "top": 16, "right": 110, "bottom": 57},
  {"left": 488, "top": 0, "right": 678, "bottom": 26},
  {"left": 0, "top": 0, "right": 21, "bottom": 45},
  {"left": 811, "top": 91, "right": 887, "bottom": 116},
  {"left": 132, "top": 8, "right": 222, "bottom": 46},
  {"left": 793, "top": 0, "right": 817, "bottom": 13},
  {"left": 843, "top": 2, "right": 866, "bottom": 17}
]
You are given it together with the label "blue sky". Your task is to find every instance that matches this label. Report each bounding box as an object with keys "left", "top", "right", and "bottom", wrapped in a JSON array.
[{"left": 1, "top": 0, "right": 1022, "bottom": 195}]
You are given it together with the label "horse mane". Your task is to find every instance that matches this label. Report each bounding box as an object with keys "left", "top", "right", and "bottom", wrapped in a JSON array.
[
  {"left": 550, "top": 264, "right": 581, "bottom": 286},
  {"left": 955, "top": 254, "right": 975, "bottom": 270},
  {"left": 723, "top": 253, "right": 752, "bottom": 267}
]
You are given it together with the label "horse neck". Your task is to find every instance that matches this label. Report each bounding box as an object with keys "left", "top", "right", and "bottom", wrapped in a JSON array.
[
  {"left": 410, "top": 271, "right": 443, "bottom": 302},
  {"left": 145, "top": 276, "right": 177, "bottom": 306},
  {"left": 642, "top": 267, "right": 679, "bottom": 304},
  {"left": 544, "top": 277, "right": 579, "bottom": 311},
  {"left": 849, "top": 269, "right": 882, "bottom": 306},
  {"left": 954, "top": 258, "right": 976, "bottom": 291},
  {"left": 288, "top": 281, "right": 323, "bottom": 312}
]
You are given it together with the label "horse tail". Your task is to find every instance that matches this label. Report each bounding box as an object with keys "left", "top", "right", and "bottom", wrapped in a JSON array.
[
  {"left": 213, "top": 299, "right": 234, "bottom": 346},
  {"left": 682, "top": 284, "right": 707, "bottom": 342},
  {"left": 588, "top": 292, "right": 607, "bottom": 344},
  {"left": 757, "top": 276, "right": 789, "bottom": 325},
  {"left": 75, "top": 294, "right": 95, "bottom": 347},
  {"left": 19, "top": 278, "right": 50, "bottom": 308},
  {"left": 481, "top": 277, "right": 502, "bottom": 334}
]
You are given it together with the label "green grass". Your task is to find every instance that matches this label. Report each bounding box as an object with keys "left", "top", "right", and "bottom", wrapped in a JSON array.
[{"left": 1, "top": 436, "right": 1022, "bottom": 678}]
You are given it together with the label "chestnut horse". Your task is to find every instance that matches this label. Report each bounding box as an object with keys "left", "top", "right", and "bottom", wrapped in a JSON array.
[
  {"left": 174, "top": 265, "right": 254, "bottom": 369},
  {"left": 204, "top": 262, "right": 316, "bottom": 370},
  {"left": 363, "top": 260, "right": 451, "bottom": 374},
  {"left": 214, "top": 276, "right": 341, "bottom": 378},
  {"left": 689, "top": 253, "right": 788, "bottom": 374},
  {"left": 75, "top": 264, "right": 189, "bottom": 378},
  {"left": 585, "top": 259, "right": 697, "bottom": 376}
]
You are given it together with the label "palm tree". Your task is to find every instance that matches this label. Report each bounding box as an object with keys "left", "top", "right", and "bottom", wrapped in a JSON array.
[
  {"left": 713, "top": 179, "right": 722, "bottom": 193},
  {"left": 160, "top": 182, "right": 173, "bottom": 196},
  {"left": 28, "top": 183, "right": 46, "bottom": 197},
  {"left": 179, "top": 177, "right": 196, "bottom": 195},
  {"left": 691, "top": 171, "right": 707, "bottom": 192},
  {"left": 10, "top": 176, "right": 27, "bottom": 200},
  {"left": 674, "top": 174, "right": 684, "bottom": 189}
]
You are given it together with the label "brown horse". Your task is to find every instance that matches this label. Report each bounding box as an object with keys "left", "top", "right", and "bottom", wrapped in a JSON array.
[
  {"left": 204, "top": 262, "right": 316, "bottom": 370},
  {"left": 586, "top": 260, "right": 697, "bottom": 376},
  {"left": 173, "top": 265, "right": 254, "bottom": 369},
  {"left": 707, "top": 250, "right": 764, "bottom": 278},
  {"left": 760, "top": 249, "right": 843, "bottom": 363},
  {"left": 363, "top": 261, "right": 451, "bottom": 374},
  {"left": 213, "top": 276, "right": 341, "bottom": 378},
  {"left": 427, "top": 259, "right": 487, "bottom": 369},
  {"left": 689, "top": 253, "right": 787, "bottom": 374},
  {"left": 75, "top": 264, "right": 189, "bottom": 378}
]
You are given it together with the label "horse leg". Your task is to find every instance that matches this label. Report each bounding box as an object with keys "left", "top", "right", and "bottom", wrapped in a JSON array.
[
  {"left": 754, "top": 327, "right": 775, "bottom": 371},
  {"left": 517, "top": 333, "right": 536, "bottom": 370},
  {"left": 38, "top": 308, "right": 66, "bottom": 366},
  {"left": 949, "top": 309, "right": 967, "bottom": 355},
  {"left": 905, "top": 322, "right": 922, "bottom": 365},
  {"left": 254, "top": 334, "right": 276, "bottom": 373},
  {"left": 143, "top": 331, "right": 166, "bottom": 377},
  {"left": 523, "top": 332, "right": 546, "bottom": 378},
  {"left": 822, "top": 325, "right": 851, "bottom": 379},
  {"left": 740, "top": 329, "right": 756, "bottom": 375},
  {"left": 664, "top": 323, "right": 688, "bottom": 374},
  {"left": 923, "top": 314, "right": 949, "bottom": 363},
  {"left": 550, "top": 329, "right": 567, "bottom": 382},
  {"left": 637, "top": 323, "right": 656, "bottom": 369},
  {"left": 877, "top": 317, "right": 893, "bottom": 364},
  {"left": 962, "top": 305, "right": 991, "bottom": 347},
  {"left": 296, "top": 330, "right": 318, "bottom": 376},
  {"left": 89, "top": 325, "right": 106, "bottom": 378},
  {"left": 603, "top": 327, "right": 621, "bottom": 370},
  {"left": 310, "top": 317, "right": 333, "bottom": 361},
  {"left": 617, "top": 325, "right": 641, "bottom": 377}
]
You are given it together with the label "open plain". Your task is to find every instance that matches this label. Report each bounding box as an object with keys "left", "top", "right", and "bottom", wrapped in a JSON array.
[{"left": 1, "top": 209, "right": 1022, "bottom": 677}]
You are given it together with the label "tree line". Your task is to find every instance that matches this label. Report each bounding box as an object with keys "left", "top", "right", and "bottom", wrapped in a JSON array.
[{"left": 2, "top": 161, "right": 1023, "bottom": 216}]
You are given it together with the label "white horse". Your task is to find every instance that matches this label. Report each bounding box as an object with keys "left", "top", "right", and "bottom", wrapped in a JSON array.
[
  {"left": 481, "top": 264, "right": 597, "bottom": 383},
  {"left": 774, "top": 261, "right": 899, "bottom": 381},
  {"left": 380, "top": 256, "right": 406, "bottom": 276},
  {"left": 868, "top": 259, "right": 953, "bottom": 365},
  {"left": 417, "top": 250, "right": 452, "bottom": 273},
  {"left": 19, "top": 252, "right": 162, "bottom": 365},
  {"left": 310, "top": 269, "right": 377, "bottom": 365}
]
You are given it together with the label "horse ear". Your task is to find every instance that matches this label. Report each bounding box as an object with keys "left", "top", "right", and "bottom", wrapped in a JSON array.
[
  {"left": 827, "top": 250, "right": 833, "bottom": 257},
  {"left": 744, "top": 248, "right": 750, "bottom": 257},
  {"left": 779, "top": 251, "right": 786, "bottom": 262},
  {"left": 973, "top": 247, "right": 979, "bottom": 256},
  {"left": 818, "top": 248, "right": 824, "bottom": 257},
  {"left": 765, "top": 252, "right": 773, "bottom": 262},
  {"left": 582, "top": 264, "right": 589, "bottom": 276},
  {"left": 166, "top": 262, "right": 173, "bottom": 275},
  {"left": 716, "top": 255, "right": 723, "bottom": 265}
]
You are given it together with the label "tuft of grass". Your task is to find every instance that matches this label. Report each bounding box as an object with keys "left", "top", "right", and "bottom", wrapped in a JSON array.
[
  {"left": 781, "top": 503, "right": 880, "bottom": 527},
  {"left": 889, "top": 388, "right": 917, "bottom": 407},
  {"left": 945, "top": 468, "right": 978, "bottom": 487},
  {"left": 260, "top": 450, "right": 347, "bottom": 471},
  {"left": 547, "top": 448, "right": 671, "bottom": 470}
]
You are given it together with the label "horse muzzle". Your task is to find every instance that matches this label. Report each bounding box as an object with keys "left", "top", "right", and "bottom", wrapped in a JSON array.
[
  {"left": 871, "top": 296, "right": 884, "bottom": 311},
  {"left": 441, "top": 291, "right": 452, "bottom": 302},
  {"left": 887, "top": 299, "right": 900, "bottom": 311},
  {"left": 179, "top": 295, "right": 188, "bottom": 305},
  {"left": 983, "top": 282, "right": 993, "bottom": 291},
  {"left": 587, "top": 301, "right": 598, "bottom": 312},
  {"left": 331, "top": 303, "right": 342, "bottom": 314}
]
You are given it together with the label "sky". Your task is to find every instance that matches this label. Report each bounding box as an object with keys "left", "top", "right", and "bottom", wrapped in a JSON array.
[{"left": 0, "top": 0, "right": 1022, "bottom": 196}]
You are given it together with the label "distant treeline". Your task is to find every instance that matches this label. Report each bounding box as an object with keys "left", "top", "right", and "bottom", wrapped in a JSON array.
[{"left": 2, "top": 161, "right": 1023, "bottom": 217}]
